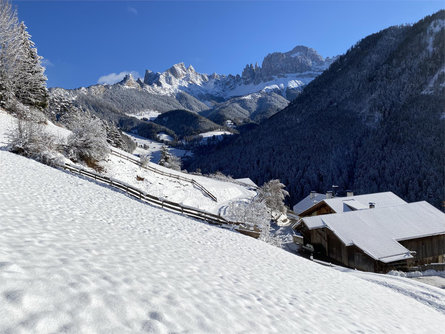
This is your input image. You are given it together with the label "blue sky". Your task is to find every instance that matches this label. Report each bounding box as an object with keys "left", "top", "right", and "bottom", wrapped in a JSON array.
[{"left": 13, "top": 0, "right": 445, "bottom": 89}]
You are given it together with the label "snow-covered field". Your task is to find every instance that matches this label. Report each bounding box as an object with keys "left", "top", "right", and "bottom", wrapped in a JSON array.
[
  {"left": 125, "top": 110, "right": 161, "bottom": 121},
  {"left": 99, "top": 152, "right": 256, "bottom": 214},
  {"left": 0, "top": 110, "right": 71, "bottom": 147},
  {"left": 198, "top": 130, "right": 233, "bottom": 143},
  {"left": 124, "top": 132, "right": 190, "bottom": 162},
  {"left": 1, "top": 150, "right": 445, "bottom": 333},
  {"left": 334, "top": 266, "right": 445, "bottom": 313}
]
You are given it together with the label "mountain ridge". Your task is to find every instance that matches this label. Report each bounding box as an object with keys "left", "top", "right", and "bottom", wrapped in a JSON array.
[
  {"left": 48, "top": 45, "right": 334, "bottom": 137},
  {"left": 187, "top": 11, "right": 445, "bottom": 209}
]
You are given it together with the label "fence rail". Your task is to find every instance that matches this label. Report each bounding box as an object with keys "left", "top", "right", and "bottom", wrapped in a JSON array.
[
  {"left": 110, "top": 149, "right": 218, "bottom": 202},
  {"left": 60, "top": 163, "right": 248, "bottom": 230}
]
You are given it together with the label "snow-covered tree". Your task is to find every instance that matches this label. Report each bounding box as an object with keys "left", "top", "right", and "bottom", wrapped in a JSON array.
[
  {"left": 0, "top": 0, "right": 20, "bottom": 106},
  {"left": 257, "top": 179, "right": 289, "bottom": 216},
  {"left": 158, "top": 145, "right": 181, "bottom": 171},
  {"left": 225, "top": 200, "right": 270, "bottom": 230},
  {"left": 225, "top": 199, "right": 283, "bottom": 247},
  {"left": 67, "top": 118, "right": 110, "bottom": 164},
  {"left": 0, "top": 0, "right": 47, "bottom": 110},
  {"left": 140, "top": 152, "right": 151, "bottom": 167},
  {"left": 13, "top": 22, "right": 48, "bottom": 109}
]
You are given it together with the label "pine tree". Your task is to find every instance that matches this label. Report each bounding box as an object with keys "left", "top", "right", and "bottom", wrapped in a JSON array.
[
  {"left": 158, "top": 145, "right": 170, "bottom": 166},
  {"left": 0, "top": 0, "right": 47, "bottom": 109},
  {"left": 0, "top": 0, "right": 20, "bottom": 106},
  {"left": 14, "top": 22, "right": 48, "bottom": 109},
  {"left": 159, "top": 145, "right": 181, "bottom": 171}
]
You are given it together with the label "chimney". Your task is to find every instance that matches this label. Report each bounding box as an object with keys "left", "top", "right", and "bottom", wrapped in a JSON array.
[
  {"left": 346, "top": 190, "right": 354, "bottom": 197},
  {"left": 326, "top": 191, "right": 333, "bottom": 199},
  {"left": 310, "top": 191, "right": 316, "bottom": 199},
  {"left": 369, "top": 202, "right": 375, "bottom": 209}
]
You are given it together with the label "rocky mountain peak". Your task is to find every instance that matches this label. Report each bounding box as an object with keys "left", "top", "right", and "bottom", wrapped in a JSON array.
[
  {"left": 240, "top": 45, "right": 333, "bottom": 84},
  {"left": 118, "top": 73, "right": 140, "bottom": 88},
  {"left": 167, "top": 62, "right": 187, "bottom": 79}
]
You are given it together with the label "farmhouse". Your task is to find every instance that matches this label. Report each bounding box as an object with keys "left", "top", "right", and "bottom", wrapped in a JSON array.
[{"left": 293, "top": 201, "right": 445, "bottom": 272}]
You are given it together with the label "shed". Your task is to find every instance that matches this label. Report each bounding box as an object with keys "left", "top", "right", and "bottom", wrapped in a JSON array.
[{"left": 235, "top": 178, "right": 258, "bottom": 188}]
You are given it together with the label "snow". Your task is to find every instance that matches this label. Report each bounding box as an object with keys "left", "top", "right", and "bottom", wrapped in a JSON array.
[
  {"left": 124, "top": 132, "right": 190, "bottom": 162},
  {"left": 198, "top": 130, "right": 232, "bottom": 138},
  {"left": 293, "top": 192, "right": 327, "bottom": 215},
  {"left": 144, "top": 63, "right": 320, "bottom": 100},
  {"left": 157, "top": 132, "right": 173, "bottom": 142},
  {"left": 291, "top": 51, "right": 304, "bottom": 58},
  {"left": 234, "top": 178, "right": 258, "bottom": 188},
  {"left": 0, "top": 110, "right": 16, "bottom": 146},
  {"left": 323, "top": 191, "right": 407, "bottom": 213},
  {"left": 227, "top": 73, "right": 312, "bottom": 98},
  {"left": 0, "top": 109, "right": 71, "bottom": 147},
  {"left": 300, "top": 201, "right": 445, "bottom": 263},
  {"left": 1, "top": 151, "right": 445, "bottom": 333},
  {"left": 198, "top": 130, "right": 232, "bottom": 143},
  {"left": 95, "top": 150, "right": 256, "bottom": 214},
  {"left": 125, "top": 110, "right": 161, "bottom": 121},
  {"left": 422, "top": 64, "right": 445, "bottom": 94},
  {"left": 334, "top": 266, "right": 445, "bottom": 312},
  {"left": 426, "top": 18, "right": 445, "bottom": 53}
]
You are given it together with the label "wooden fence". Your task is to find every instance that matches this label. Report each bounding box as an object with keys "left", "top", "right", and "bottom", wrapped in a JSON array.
[
  {"left": 110, "top": 149, "right": 218, "bottom": 202},
  {"left": 60, "top": 163, "right": 260, "bottom": 238}
]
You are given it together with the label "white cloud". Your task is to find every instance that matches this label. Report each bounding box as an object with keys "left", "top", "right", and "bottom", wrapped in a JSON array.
[
  {"left": 127, "top": 7, "right": 138, "bottom": 15},
  {"left": 97, "top": 71, "right": 141, "bottom": 85}
]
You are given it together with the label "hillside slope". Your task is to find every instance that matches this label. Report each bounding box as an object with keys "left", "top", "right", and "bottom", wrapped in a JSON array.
[
  {"left": 152, "top": 109, "right": 223, "bottom": 137},
  {"left": 189, "top": 11, "right": 445, "bottom": 209},
  {"left": 1, "top": 151, "right": 444, "bottom": 333}
]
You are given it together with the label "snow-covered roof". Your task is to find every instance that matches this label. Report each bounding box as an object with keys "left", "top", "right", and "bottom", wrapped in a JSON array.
[
  {"left": 235, "top": 178, "right": 258, "bottom": 187},
  {"left": 300, "top": 201, "right": 445, "bottom": 263},
  {"left": 323, "top": 191, "right": 407, "bottom": 213},
  {"left": 293, "top": 192, "right": 327, "bottom": 215}
]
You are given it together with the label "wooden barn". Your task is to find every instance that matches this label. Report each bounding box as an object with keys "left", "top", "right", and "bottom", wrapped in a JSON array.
[{"left": 293, "top": 201, "right": 445, "bottom": 272}]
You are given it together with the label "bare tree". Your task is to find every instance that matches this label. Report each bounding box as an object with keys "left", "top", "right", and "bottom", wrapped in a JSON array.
[
  {"left": 140, "top": 152, "right": 151, "bottom": 167},
  {"left": 257, "top": 179, "right": 289, "bottom": 216},
  {"left": 225, "top": 199, "right": 283, "bottom": 247}
]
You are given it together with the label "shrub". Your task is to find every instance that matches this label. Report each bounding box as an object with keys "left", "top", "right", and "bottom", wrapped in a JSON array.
[
  {"left": 7, "top": 118, "right": 60, "bottom": 166},
  {"left": 67, "top": 117, "right": 109, "bottom": 164},
  {"left": 140, "top": 152, "right": 151, "bottom": 167}
]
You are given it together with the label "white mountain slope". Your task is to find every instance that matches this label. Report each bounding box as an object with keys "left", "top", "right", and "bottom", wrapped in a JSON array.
[
  {"left": 143, "top": 45, "right": 335, "bottom": 102},
  {"left": 1, "top": 151, "right": 444, "bottom": 333}
]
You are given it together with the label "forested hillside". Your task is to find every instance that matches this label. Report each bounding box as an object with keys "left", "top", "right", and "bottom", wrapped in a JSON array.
[{"left": 188, "top": 11, "right": 445, "bottom": 209}]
